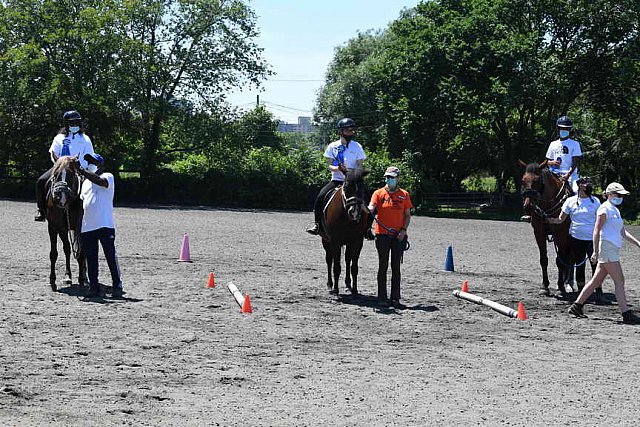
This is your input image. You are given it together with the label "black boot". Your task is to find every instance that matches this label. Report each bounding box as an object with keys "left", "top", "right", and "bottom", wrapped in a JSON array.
[
  {"left": 306, "top": 223, "right": 320, "bottom": 235},
  {"left": 34, "top": 209, "right": 46, "bottom": 222},
  {"left": 568, "top": 302, "right": 587, "bottom": 318},
  {"left": 622, "top": 310, "right": 640, "bottom": 324},
  {"left": 86, "top": 284, "right": 101, "bottom": 298}
]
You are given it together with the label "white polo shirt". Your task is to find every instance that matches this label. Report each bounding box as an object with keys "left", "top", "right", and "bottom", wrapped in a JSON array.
[
  {"left": 49, "top": 132, "right": 95, "bottom": 169},
  {"left": 323, "top": 139, "right": 366, "bottom": 181},
  {"left": 561, "top": 195, "right": 601, "bottom": 241},
  {"left": 80, "top": 173, "right": 116, "bottom": 233},
  {"left": 545, "top": 138, "right": 582, "bottom": 181}
]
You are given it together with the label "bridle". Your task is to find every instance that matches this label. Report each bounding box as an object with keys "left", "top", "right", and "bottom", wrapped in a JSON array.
[
  {"left": 50, "top": 163, "right": 82, "bottom": 257},
  {"left": 522, "top": 169, "right": 571, "bottom": 220},
  {"left": 342, "top": 176, "right": 366, "bottom": 223}
]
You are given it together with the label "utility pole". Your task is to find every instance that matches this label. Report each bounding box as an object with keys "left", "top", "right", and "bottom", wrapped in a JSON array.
[{"left": 256, "top": 94, "right": 260, "bottom": 107}]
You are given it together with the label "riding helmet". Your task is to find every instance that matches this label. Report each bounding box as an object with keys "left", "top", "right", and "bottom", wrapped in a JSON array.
[
  {"left": 63, "top": 110, "right": 82, "bottom": 123},
  {"left": 336, "top": 118, "right": 356, "bottom": 130},
  {"left": 556, "top": 116, "right": 573, "bottom": 129}
]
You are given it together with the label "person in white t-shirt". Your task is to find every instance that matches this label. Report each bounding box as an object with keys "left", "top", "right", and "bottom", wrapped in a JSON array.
[
  {"left": 77, "top": 153, "right": 123, "bottom": 298},
  {"left": 545, "top": 115, "right": 582, "bottom": 192},
  {"left": 548, "top": 177, "right": 602, "bottom": 299},
  {"left": 306, "top": 118, "right": 367, "bottom": 236},
  {"left": 35, "top": 110, "right": 95, "bottom": 221},
  {"left": 568, "top": 182, "right": 640, "bottom": 324}
]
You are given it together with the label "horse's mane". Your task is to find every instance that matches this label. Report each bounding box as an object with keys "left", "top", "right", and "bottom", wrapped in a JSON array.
[
  {"left": 52, "top": 156, "right": 78, "bottom": 176},
  {"left": 345, "top": 168, "right": 367, "bottom": 183}
]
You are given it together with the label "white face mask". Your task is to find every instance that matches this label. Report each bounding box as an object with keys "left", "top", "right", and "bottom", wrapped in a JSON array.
[
  {"left": 86, "top": 164, "right": 98, "bottom": 174},
  {"left": 69, "top": 126, "right": 80, "bottom": 134},
  {"left": 559, "top": 129, "right": 570, "bottom": 138},
  {"left": 611, "top": 196, "right": 623, "bottom": 206}
]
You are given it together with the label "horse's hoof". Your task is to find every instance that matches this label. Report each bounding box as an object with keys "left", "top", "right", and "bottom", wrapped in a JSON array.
[
  {"left": 329, "top": 289, "right": 338, "bottom": 295},
  {"left": 63, "top": 278, "right": 72, "bottom": 286},
  {"left": 538, "top": 287, "right": 550, "bottom": 296},
  {"left": 50, "top": 283, "right": 57, "bottom": 292}
]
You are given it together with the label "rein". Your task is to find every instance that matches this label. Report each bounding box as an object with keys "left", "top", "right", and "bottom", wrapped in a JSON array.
[{"left": 529, "top": 173, "right": 572, "bottom": 220}]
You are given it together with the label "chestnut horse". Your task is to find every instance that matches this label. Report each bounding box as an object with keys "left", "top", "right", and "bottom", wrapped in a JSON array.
[
  {"left": 519, "top": 160, "right": 572, "bottom": 297},
  {"left": 45, "top": 156, "right": 87, "bottom": 291},
  {"left": 321, "top": 169, "right": 369, "bottom": 296}
]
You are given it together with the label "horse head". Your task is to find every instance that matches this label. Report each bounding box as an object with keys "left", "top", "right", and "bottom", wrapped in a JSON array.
[
  {"left": 50, "top": 155, "right": 81, "bottom": 209},
  {"left": 343, "top": 168, "right": 369, "bottom": 223},
  {"left": 518, "top": 159, "right": 548, "bottom": 212}
]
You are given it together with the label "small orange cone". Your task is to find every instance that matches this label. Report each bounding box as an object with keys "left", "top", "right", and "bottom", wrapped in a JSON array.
[
  {"left": 516, "top": 302, "right": 528, "bottom": 320},
  {"left": 241, "top": 294, "right": 253, "bottom": 314},
  {"left": 206, "top": 272, "right": 216, "bottom": 288},
  {"left": 461, "top": 280, "right": 469, "bottom": 292}
]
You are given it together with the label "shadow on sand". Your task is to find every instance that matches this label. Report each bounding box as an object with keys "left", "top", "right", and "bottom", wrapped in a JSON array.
[
  {"left": 57, "top": 283, "right": 143, "bottom": 304},
  {"left": 338, "top": 293, "right": 439, "bottom": 314}
]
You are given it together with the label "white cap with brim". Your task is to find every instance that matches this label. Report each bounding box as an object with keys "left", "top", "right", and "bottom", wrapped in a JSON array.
[{"left": 604, "top": 182, "right": 630, "bottom": 195}]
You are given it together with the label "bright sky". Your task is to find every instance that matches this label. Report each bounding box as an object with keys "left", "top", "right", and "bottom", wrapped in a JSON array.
[{"left": 226, "top": 0, "right": 421, "bottom": 123}]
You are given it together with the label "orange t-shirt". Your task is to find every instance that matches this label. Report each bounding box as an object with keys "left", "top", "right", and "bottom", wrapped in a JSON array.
[{"left": 370, "top": 187, "right": 413, "bottom": 235}]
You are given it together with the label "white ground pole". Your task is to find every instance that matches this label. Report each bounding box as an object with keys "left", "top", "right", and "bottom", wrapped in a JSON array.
[
  {"left": 452, "top": 290, "right": 518, "bottom": 318},
  {"left": 227, "top": 282, "right": 245, "bottom": 307}
]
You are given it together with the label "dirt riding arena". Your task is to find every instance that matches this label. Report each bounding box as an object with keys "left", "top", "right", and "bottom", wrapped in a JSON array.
[{"left": 2, "top": 199, "right": 640, "bottom": 426}]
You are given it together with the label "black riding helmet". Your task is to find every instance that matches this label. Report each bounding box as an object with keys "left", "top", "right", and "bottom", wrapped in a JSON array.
[
  {"left": 336, "top": 117, "right": 356, "bottom": 131},
  {"left": 63, "top": 110, "right": 82, "bottom": 126},
  {"left": 556, "top": 115, "right": 573, "bottom": 129}
]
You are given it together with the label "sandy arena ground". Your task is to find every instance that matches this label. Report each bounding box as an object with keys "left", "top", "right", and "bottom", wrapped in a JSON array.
[{"left": 1, "top": 199, "right": 640, "bottom": 426}]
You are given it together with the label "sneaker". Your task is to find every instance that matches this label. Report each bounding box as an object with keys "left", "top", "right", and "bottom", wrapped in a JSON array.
[
  {"left": 86, "top": 284, "right": 100, "bottom": 298},
  {"left": 568, "top": 302, "right": 587, "bottom": 318},
  {"left": 622, "top": 310, "right": 640, "bottom": 324},
  {"left": 112, "top": 284, "right": 124, "bottom": 298},
  {"left": 365, "top": 229, "right": 375, "bottom": 241},
  {"left": 306, "top": 223, "right": 320, "bottom": 235},
  {"left": 34, "top": 210, "right": 45, "bottom": 222},
  {"left": 520, "top": 215, "right": 532, "bottom": 223},
  {"left": 391, "top": 299, "right": 406, "bottom": 309}
]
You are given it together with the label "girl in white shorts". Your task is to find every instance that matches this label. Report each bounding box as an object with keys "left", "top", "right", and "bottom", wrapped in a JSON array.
[{"left": 568, "top": 182, "right": 640, "bottom": 324}]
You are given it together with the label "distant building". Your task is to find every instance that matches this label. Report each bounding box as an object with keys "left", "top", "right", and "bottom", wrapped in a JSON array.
[{"left": 278, "top": 116, "right": 315, "bottom": 133}]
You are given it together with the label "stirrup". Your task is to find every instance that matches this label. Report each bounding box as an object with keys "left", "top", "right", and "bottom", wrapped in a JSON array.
[
  {"left": 34, "top": 210, "right": 46, "bottom": 222},
  {"left": 520, "top": 215, "right": 531, "bottom": 223}
]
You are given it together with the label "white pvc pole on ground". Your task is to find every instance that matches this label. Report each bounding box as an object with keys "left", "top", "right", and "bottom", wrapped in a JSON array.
[
  {"left": 227, "top": 282, "right": 245, "bottom": 307},
  {"left": 452, "top": 290, "right": 517, "bottom": 319}
]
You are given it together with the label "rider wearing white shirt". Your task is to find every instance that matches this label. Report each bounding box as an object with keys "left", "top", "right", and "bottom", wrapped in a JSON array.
[
  {"left": 34, "top": 110, "right": 95, "bottom": 221},
  {"left": 77, "top": 153, "right": 123, "bottom": 299},
  {"left": 306, "top": 118, "right": 366, "bottom": 236},
  {"left": 546, "top": 115, "right": 582, "bottom": 192}
]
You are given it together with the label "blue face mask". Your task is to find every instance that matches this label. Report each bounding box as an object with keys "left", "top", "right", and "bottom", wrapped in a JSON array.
[
  {"left": 559, "top": 129, "right": 570, "bottom": 138},
  {"left": 386, "top": 177, "right": 398, "bottom": 188},
  {"left": 611, "top": 196, "right": 623, "bottom": 206},
  {"left": 68, "top": 126, "right": 80, "bottom": 134}
]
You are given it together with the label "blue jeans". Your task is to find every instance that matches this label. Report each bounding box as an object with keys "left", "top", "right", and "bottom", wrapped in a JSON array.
[{"left": 81, "top": 227, "right": 121, "bottom": 288}]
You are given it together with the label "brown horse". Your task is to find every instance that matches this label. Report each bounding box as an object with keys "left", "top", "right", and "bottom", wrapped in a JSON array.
[
  {"left": 45, "top": 156, "right": 87, "bottom": 291},
  {"left": 519, "top": 160, "right": 572, "bottom": 297},
  {"left": 321, "top": 169, "right": 369, "bottom": 296}
]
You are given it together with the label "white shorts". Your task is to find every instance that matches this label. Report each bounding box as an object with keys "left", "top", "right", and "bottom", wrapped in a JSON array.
[{"left": 598, "top": 240, "right": 621, "bottom": 263}]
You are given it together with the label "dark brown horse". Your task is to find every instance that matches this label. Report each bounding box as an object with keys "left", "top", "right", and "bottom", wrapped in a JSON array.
[
  {"left": 519, "top": 160, "right": 572, "bottom": 297},
  {"left": 45, "top": 156, "right": 87, "bottom": 291},
  {"left": 321, "top": 169, "right": 369, "bottom": 296}
]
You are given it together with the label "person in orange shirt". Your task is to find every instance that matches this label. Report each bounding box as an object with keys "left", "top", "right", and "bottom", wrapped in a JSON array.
[{"left": 368, "top": 166, "right": 413, "bottom": 308}]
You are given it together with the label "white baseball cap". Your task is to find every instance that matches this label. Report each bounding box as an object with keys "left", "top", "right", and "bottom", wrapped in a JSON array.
[{"left": 604, "top": 182, "right": 630, "bottom": 195}]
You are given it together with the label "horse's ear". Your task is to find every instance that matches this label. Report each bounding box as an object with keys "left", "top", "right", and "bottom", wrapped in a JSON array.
[
  {"left": 517, "top": 159, "right": 528, "bottom": 169},
  {"left": 539, "top": 159, "right": 548, "bottom": 168}
]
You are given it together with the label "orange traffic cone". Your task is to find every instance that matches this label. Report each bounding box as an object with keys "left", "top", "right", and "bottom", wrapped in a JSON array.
[
  {"left": 461, "top": 280, "right": 469, "bottom": 292},
  {"left": 178, "top": 233, "right": 192, "bottom": 262},
  {"left": 206, "top": 272, "right": 216, "bottom": 288},
  {"left": 516, "top": 302, "right": 528, "bottom": 320},
  {"left": 241, "top": 294, "right": 253, "bottom": 314}
]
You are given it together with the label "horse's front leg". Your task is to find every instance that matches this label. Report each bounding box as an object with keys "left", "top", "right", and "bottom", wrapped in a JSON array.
[
  {"left": 344, "top": 246, "right": 352, "bottom": 291},
  {"left": 534, "top": 226, "right": 550, "bottom": 296},
  {"left": 324, "top": 243, "right": 333, "bottom": 291},
  {"left": 346, "top": 242, "right": 362, "bottom": 295},
  {"left": 49, "top": 227, "right": 58, "bottom": 291},
  {"left": 60, "top": 231, "right": 73, "bottom": 286},
  {"left": 77, "top": 246, "right": 88, "bottom": 287},
  {"left": 332, "top": 247, "right": 341, "bottom": 295}
]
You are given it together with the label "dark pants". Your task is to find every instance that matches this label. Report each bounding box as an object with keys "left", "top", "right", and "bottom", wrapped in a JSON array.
[
  {"left": 35, "top": 167, "right": 54, "bottom": 212},
  {"left": 375, "top": 234, "right": 404, "bottom": 300},
  {"left": 570, "top": 236, "right": 596, "bottom": 284},
  {"left": 313, "top": 180, "right": 343, "bottom": 223},
  {"left": 81, "top": 227, "right": 121, "bottom": 288}
]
